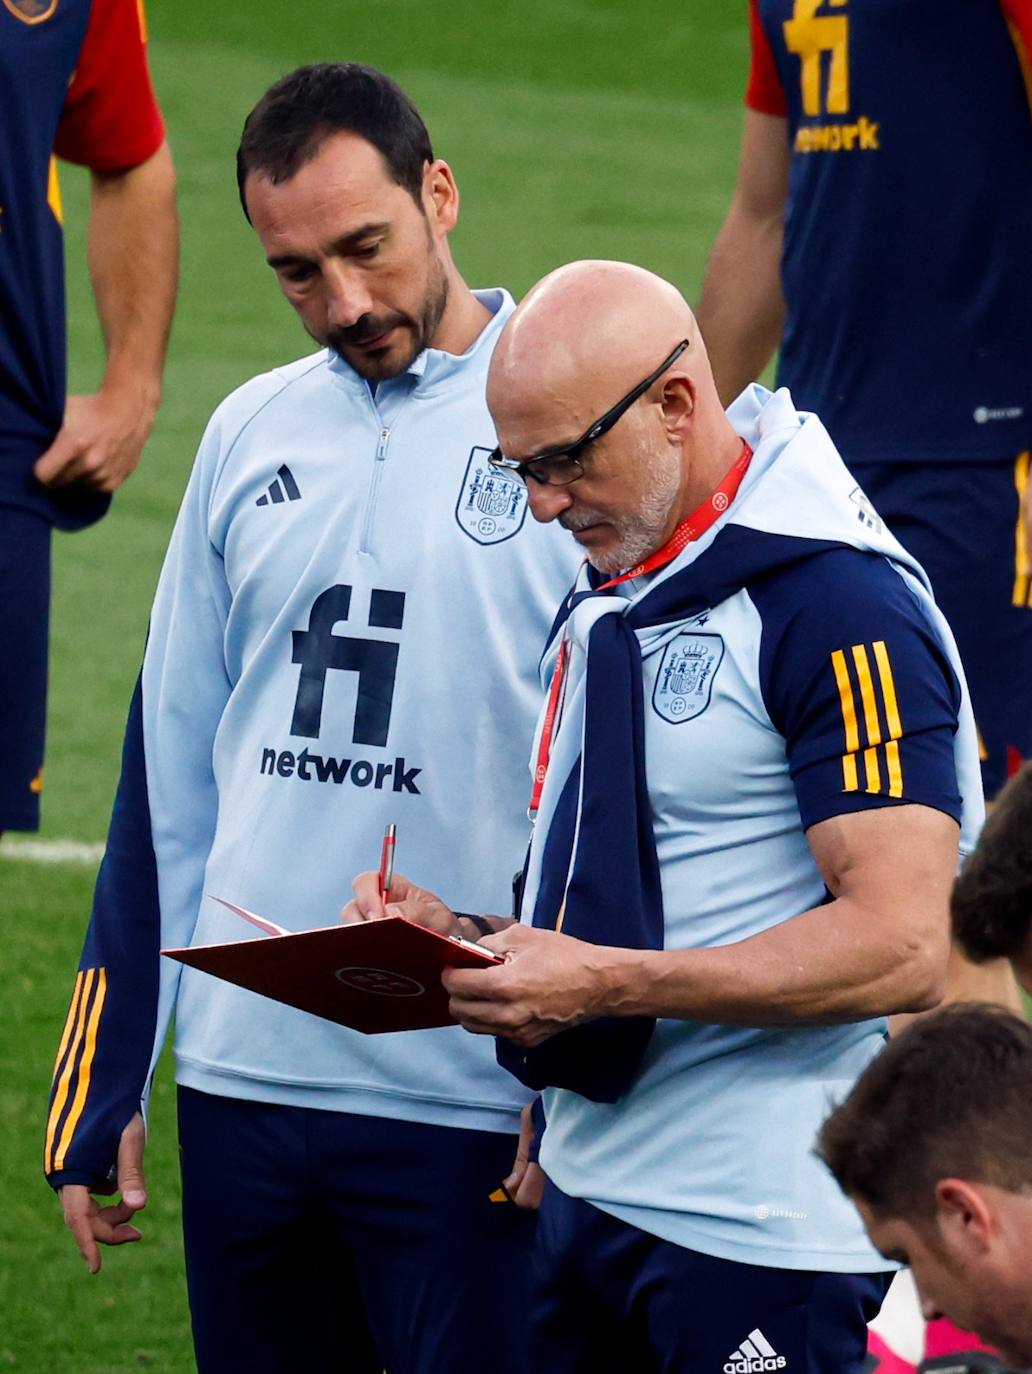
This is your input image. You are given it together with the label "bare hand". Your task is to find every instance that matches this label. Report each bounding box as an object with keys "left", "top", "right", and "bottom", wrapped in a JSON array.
[
  {"left": 503, "top": 1102, "right": 546, "bottom": 1210},
  {"left": 341, "top": 870, "right": 460, "bottom": 936},
  {"left": 59, "top": 1112, "right": 147, "bottom": 1274},
  {"left": 443, "top": 924, "right": 620, "bottom": 1045},
  {"left": 34, "top": 386, "right": 156, "bottom": 494}
]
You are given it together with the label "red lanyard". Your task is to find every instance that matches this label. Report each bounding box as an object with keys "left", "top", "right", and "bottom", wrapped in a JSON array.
[{"left": 528, "top": 439, "right": 753, "bottom": 819}]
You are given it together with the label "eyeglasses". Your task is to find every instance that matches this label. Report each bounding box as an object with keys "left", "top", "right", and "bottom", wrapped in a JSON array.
[{"left": 487, "top": 339, "right": 690, "bottom": 487}]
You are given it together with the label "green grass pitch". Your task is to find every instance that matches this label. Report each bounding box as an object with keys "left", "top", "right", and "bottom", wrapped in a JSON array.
[{"left": 0, "top": 5, "right": 747, "bottom": 1368}]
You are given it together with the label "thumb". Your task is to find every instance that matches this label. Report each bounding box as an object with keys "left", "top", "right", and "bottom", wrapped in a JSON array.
[
  {"left": 33, "top": 427, "right": 79, "bottom": 486},
  {"left": 480, "top": 924, "right": 527, "bottom": 958},
  {"left": 351, "top": 869, "right": 387, "bottom": 918},
  {"left": 117, "top": 1113, "right": 148, "bottom": 1211},
  {"left": 505, "top": 1100, "right": 534, "bottom": 1191},
  {"left": 503, "top": 1146, "right": 529, "bottom": 1195}
]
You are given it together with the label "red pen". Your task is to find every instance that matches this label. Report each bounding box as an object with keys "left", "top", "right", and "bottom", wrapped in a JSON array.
[{"left": 377, "top": 823, "right": 396, "bottom": 904}]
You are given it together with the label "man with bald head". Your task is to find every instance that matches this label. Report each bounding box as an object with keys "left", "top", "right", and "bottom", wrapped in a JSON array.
[{"left": 349, "top": 261, "right": 983, "bottom": 1372}]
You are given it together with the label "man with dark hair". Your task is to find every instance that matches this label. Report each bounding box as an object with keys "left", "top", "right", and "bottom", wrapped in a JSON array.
[
  {"left": 234, "top": 63, "right": 451, "bottom": 384},
  {"left": 817, "top": 1005, "right": 1032, "bottom": 1371},
  {"left": 237, "top": 61, "right": 432, "bottom": 208},
  {"left": 952, "top": 764, "right": 1032, "bottom": 992},
  {"left": 45, "top": 62, "right": 577, "bottom": 1374}
]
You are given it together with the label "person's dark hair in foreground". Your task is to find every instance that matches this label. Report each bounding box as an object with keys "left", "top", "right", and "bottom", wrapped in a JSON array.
[
  {"left": 817, "top": 1004, "right": 1032, "bottom": 1370},
  {"left": 236, "top": 61, "right": 433, "bottom": 217},
  {"left": 951, "top": 763, "right": 1032, "bottom": 977}
]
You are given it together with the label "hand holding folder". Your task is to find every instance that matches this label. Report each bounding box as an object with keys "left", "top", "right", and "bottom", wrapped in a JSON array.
[{"left": 162, "top": 897, "right": 502, "bottom": 1034}]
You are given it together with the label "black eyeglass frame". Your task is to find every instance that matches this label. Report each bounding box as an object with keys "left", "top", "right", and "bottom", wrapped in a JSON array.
[{"left": 487, "top": 338, "right": 691, "bottom": 487}]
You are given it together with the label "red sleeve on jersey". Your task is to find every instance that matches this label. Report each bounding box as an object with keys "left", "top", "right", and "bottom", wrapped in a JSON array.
[
  {"left": 745, "top": 0, "right": 787, "bottom": 116},
  {"left": 54, "top": 0, "right": 166, "bottom": 171},
  {"left": 999, "top": 0, "right": 1032, "bottom": 115}
]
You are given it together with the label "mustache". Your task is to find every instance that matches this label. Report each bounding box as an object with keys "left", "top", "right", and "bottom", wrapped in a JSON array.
[
  {"left": 326, "top": 313, "right": 406, "bottom": 350},
  {"left": 560, "top": 509, "right": 608, "bottom": 532}
]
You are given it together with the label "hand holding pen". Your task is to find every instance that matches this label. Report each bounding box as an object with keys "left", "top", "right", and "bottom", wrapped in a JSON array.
[
  {"left": 377, "top": 822, "right": 396, "bottom": 906},
  {"left": 344, "top": 826, "right": 465, "bottom": 937}
]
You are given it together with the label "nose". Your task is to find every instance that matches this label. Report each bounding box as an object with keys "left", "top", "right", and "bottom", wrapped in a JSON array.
[
  {"left": 526, "top": 480, "right": 574, "bottom": 524},
  {"left": 324, "top": 263, "right": 374, "bottom": 330}
]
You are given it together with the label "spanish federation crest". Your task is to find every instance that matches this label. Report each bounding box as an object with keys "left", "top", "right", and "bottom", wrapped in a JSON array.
[
  {"left": 3, "top": 0, "right": 58, "bottom": 22},
  {"left": 455, "top": 447, "right": 528, "bottom": 545},
  {"left": 652, "top": 632, "right": 724, "bottom": 724}
]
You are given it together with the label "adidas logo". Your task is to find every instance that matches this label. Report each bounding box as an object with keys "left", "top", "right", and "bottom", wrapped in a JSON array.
[
  {"left": 256, "top": 465, "right": 302, "bottom": 506},
  {"left": 723, "top": 1329, "right": 787, "bottom": 1373}
]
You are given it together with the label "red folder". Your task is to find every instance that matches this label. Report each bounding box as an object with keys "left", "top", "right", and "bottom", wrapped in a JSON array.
[{"left": 162, "top": 898, "right": 501, "bottom": 1034}]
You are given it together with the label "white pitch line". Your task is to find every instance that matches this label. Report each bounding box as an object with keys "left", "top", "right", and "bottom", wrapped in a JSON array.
[{"left": 0, "top": 838, "right": 105, "bottom": 866}]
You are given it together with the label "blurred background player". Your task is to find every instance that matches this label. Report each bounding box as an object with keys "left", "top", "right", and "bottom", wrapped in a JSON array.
[
  {"left": 699, "top": 0, "right": 1032, "bottom": 806},
  {"left": 0, "top": 0, "right": 178, "bottom": 837}
]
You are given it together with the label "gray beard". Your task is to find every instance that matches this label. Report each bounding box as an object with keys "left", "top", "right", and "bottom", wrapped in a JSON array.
[{"left": 569, "top": 443, "right": 681, "bottom": 575}]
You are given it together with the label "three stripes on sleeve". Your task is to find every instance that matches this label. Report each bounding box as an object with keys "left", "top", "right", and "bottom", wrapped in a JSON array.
[
  {"left": 45, "top": 967, "right": 107, "bottom": 1175},
  {"left": 831, "top": 640, "right": 904, "bottom": 798}
]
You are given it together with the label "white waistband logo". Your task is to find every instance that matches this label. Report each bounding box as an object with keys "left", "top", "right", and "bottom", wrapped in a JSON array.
[{"left": 723, "top": 1328, "right": 787, "bottom": 1372}]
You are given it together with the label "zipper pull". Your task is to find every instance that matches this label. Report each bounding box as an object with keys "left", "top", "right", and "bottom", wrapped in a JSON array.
[{"left": 376, "top": 427, "right": 390, "bottom": 460}]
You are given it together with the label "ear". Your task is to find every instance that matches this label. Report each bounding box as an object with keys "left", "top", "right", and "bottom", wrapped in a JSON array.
[
  {"left": 422, "top": 159, "right": 459, "bottom": 236},
  {"left": 660, "top": 376, "right": 695, "bottom": 438},
  {"left": 934, "top": 1178, "right": 994, "bottom": 1255}
]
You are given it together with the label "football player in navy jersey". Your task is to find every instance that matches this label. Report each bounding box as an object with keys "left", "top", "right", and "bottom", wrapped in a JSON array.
[
  {"left": 699, "top": 5, "right": 1032, "bottom": 779},
  {"left": 697, "top": 21, "right": 1032, "bottom": 787},
  {"left": 0, "top": 0, "right": 178, "bottom": 837},
  {"left": 346, "top": 261, "right": 983, "bottom": 1374},
  {"left": 699, "top": 0, "right": 1032, "bottom": 799}
]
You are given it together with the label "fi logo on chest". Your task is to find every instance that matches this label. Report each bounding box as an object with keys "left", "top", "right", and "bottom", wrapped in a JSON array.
[
  {"left": 652, "top": 632, "right": 724, "bottom": 724},
  {"left": 455, "top": 446, "right": 528, "bottom": 545}
]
